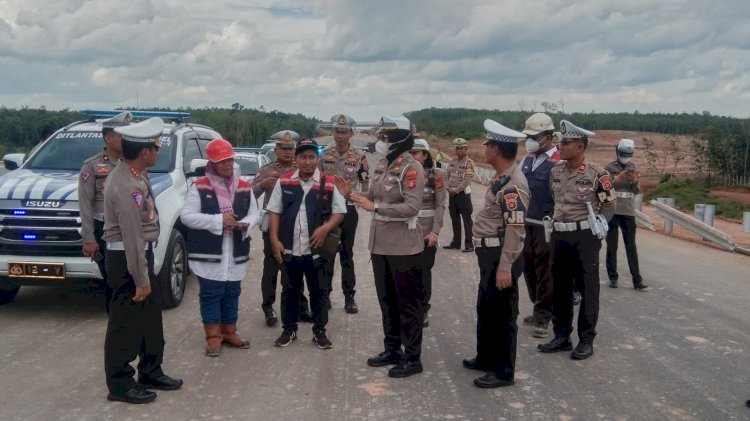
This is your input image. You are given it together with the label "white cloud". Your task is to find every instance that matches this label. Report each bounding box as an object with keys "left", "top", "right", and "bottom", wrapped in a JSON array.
[{"left": 0, "top": 0, "right": 748, "bottom": 123}]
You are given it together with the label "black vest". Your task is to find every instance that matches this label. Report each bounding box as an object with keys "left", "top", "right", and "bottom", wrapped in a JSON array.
[
  {"left": 521, "top": 155, "right": 555, "bottom": 220},
  {"left": 278, "top": 173, "right": 334, "bottom": 254}
]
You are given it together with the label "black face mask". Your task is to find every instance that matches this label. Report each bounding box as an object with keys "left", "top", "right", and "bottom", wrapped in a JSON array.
[{"left": 384, "top": 129, "right": 414, "bottom": 164}]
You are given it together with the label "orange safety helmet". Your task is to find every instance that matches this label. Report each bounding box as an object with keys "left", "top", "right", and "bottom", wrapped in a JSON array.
[{"left": 205, "top": 138, "right": 235, "bottom": 162}]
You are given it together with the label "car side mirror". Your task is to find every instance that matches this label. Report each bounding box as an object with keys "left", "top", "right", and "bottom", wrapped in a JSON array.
[
  {"left": 187, "top": 158, "right": 208, "bottom": 177},
  {"left": 3, "top": 153, "right": 26, "bottom": 171}
]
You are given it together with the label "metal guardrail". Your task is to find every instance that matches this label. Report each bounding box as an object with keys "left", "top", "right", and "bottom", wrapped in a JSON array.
[
  {"left": 635, "top": 210, "right": 655, "bottom": 231},
  {"left": 649, "top": 199, "right": 738, "bottom": 252}
]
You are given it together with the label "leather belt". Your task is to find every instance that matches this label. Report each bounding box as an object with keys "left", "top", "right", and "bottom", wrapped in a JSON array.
[
  {"left": 472, "top": 237, "right": 502, "bottom": 248},
  {"left": 417, "top": 209, "right": 436, "bottom": 218},
  {"left": 107, "top": 241, "right": 151, "bottom": 251},
  {"left": 616, "top": 192, "right": 635, "bottom": 198},
  {"left": 553, "top": 221, "right": 591, "bottom": 232}
]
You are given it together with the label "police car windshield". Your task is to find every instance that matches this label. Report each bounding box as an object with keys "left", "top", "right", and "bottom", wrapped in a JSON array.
[{"left": 25, "top": 131, "right": 176, "bottom": 173}]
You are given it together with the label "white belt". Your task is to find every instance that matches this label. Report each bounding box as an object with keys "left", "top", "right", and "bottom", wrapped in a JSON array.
[
  {"left": 94, "top": 213, "right": 104, "bottom": 222},
  {"left": 372, "top": 214, "right": 418, "bottom": 230},
  {"left": 106, "top": 241, "right": 150, "bottom": 251},
  {"left": 525, "top": 217, "right": 545, "bottom": 226},
  {"left": 616, "top": 192, "right": 635, "bottom": 198},
  {"left": 553, "top": 221, "right": 591, "bottom": 232},
  {"left": 472, "top": 237, "right": 502, "bottom": 248},
  {"left": 417, "top": 209, "right": 436, "bottom": 218}
]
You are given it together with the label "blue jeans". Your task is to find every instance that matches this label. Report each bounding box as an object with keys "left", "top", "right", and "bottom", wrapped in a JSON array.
[{"left": 198, "top": 277, "right": 242, "bottom": 325}]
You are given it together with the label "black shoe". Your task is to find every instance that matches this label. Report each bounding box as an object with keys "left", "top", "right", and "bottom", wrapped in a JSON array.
[
  {"left": 634, "top": 282, "right": 650, "bottom": 291},
  {"left": 746, "top": 399, "right": 750, "bottom": 408},
  {"left": 344, "top": 295, "right": 358, "bottom": 314},
  {"left": 473, "top": 372, "right": 514, "bottom": 389},
  {"left": 274, "top": 329, "right": 297, "bottom": 347},
  {"left": 107, "top": 388, "right": 157, "bottom": 404},
  {"left": 571, "top": 342, "right": 594, "bottom": 360},
  {"left": 443, "top": 244, "right": 460, "bottom": 250},
  {"left": 388, "top": 360, "right": 423, "bottom": 378},
  {"left": 462, "top": 246, "right": 474, "bottom": 253},
  {"left": 137, "top": 374, "right": 183, "bottom": 391},
  {"left": 367, "top": 350, "right": 403, "bottom": 367},
  {"left": 421, "top": 312, "right": 430, "bottom": 328},
  {"left": 537, "top": 336, "right": 573, "bottom": 353},
  {"left": 264, "top": 308, "right": 278, "bottom": 327},
  {"left": 462, "top": 357, "right": 489, "bottom": 371},
  {"left": 608, "top": 278, "right": 618, "bottom": 288},
  {"left": 312, "top": 330, "right": 333, "bottom": 349},
  {"left": 572, "top": 292, "right": 582, "bottom": 306},
  {"left": 299, "top": 310, "right": 314, "bottom": 323}
]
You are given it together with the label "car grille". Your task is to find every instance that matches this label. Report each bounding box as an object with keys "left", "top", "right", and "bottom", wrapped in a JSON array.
[{"left": 0, "top": 209, "right": 83, "bottom": 257}]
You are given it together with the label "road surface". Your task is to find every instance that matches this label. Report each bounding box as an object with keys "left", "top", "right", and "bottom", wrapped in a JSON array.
[{"left": 0, "top": 180, "right": 749, "bottom": 420}]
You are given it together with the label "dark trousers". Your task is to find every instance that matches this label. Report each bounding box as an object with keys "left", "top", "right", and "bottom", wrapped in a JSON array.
[
  {"left": 371, "top": 254, "right": 423, "bottom": 361},
  {"left": 420, "top": 245, "right": 437, "bottom": 312},
  {"left": 323, "top": 205, "right": 358, "bottom": 296},
  {"left": 448, "top": 192, "right": 473, "bottom": 247},
  {"left": 522, "top": 225, "right": 553, "bottom": 324},
  {"left": 261, "top": 232, "right": 309, "bottom": 313},
  {"left": 550, "top": 231, "right": 601, "bottom": 343},
  {"left": 475, "top": 246, "right": 519, "bottom": 381},
  {"left": 94, "top": 220, "right": 112, "bottom": 310},
  {"left": 280, "top": 255, "right": 328, "bottom": 333},
  {"left": 606, "top": 214, "right": 643, "bottom": 284},
  {"left": 104, "top": 249, "right": 165, "bottom": 394}
]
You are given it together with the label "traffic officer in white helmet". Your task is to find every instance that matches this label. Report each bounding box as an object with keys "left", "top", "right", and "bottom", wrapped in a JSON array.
[{"left": 604, "top": 139, "right": 649, "bottom": 291}]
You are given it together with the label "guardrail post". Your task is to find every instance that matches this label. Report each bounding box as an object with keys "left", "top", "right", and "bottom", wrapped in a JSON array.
[
  {"left": 694, "top": 204, "right": 706, "bottom": 222},
  {"left": 657, "top": 197, "right": 676, "bottom": 233},
  {"left": 703, "top": 204, "right": 716, "bottom": 227},
  {"left": 744, "top": 212, "right": 750, "bottom": 233}
]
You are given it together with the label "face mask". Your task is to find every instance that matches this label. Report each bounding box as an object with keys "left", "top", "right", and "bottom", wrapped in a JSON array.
[
  {"left": 375, "top": 140, "right": 390, "bottom": 156},
  {"left": 618, "top": 156, "right": 631, "bottom": 165},
  {"left": 526, "top": 140, "right": 540, "bottom": 153}
]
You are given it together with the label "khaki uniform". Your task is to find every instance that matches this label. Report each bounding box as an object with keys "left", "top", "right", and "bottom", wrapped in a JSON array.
[
  {"left": 79, "top": 150, "right": 117, "bottom": 243},
  {"left": 604, "top": 160, "right": 644, "bottom": 286},
  {"left": 366, "top": 151, "right": 425, "bottom": 362},
  {"left": 445, "top": 156, "right": 475, "bottom": 248},
  {"left": 320, "top": 145, "right": 370, "bottom": 192},
  {"left": 252, "top": 160, "right": 308, "bottom": 314},
  {"left": 103, "top": 161, "right": 159, "bottom": 287},
  {"left": 471, "top": 163, "right": 528, "bottom": 381},
  {"left": 548, "top": 159, "right": 615, "bottom": 344},
  {"left": 417, "top": 166, "right": 447, "bottom": 315}
]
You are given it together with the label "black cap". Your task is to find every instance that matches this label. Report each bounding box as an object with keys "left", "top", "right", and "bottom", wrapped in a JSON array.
[{"left": 295, "top": 138, "right": 319, "bottom": 154}]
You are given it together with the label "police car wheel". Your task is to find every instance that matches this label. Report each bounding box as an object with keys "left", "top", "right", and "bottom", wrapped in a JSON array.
[
  {"left": 0, "top": 279, "right": 20, "bottom": 305},
  {"left": 158, "top": 230, "right": 187, "bottom": 309}
]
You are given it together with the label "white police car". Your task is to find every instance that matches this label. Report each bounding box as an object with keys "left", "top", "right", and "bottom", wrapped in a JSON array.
[{"left": 0, "top": 110, "right": 222, "bottom": 308}]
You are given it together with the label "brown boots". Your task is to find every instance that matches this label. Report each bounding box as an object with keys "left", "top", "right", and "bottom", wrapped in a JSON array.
[
  {"left": 204, "top": 323, "right": 250, "bottom": 357},
  {"left": 221, "top": 324, "right": 250, "bottom": 349}
]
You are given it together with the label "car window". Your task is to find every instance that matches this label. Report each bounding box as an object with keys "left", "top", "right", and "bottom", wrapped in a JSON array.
[
  {"left": 235, "top": 156, "right": 259, "bottom": 175},
  {"left": 182, "top": 138, "right": 201, "bottom": 173}
]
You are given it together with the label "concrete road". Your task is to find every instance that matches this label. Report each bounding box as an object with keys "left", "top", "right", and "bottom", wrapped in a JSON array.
[{"left": 1, "top": 182, "right": 749, "bottom": 420}]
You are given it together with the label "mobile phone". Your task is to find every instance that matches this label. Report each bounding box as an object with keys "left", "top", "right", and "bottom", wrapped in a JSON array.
[{"left": 94, "top": 251, "right": 105, "bottom": 263}]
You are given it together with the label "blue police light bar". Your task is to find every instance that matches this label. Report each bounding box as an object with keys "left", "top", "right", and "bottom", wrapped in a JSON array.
[
  {"left": 22, "top": 233, "right": 37, "bottom": 240},
  {"left": 13, "top": 210, "right": 27, "bottom": 215},
  {"left": 80, "top": 109, "right": 191, "bottom": 120}
]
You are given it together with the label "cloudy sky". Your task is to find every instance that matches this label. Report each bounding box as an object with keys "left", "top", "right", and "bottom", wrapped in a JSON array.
[{"left": 1, "top": 0, "right": 749, "bottom": 122}]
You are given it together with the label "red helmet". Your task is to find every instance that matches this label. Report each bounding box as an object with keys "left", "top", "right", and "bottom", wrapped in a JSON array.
[{"left": 206, "top": 138, "right": 235, "bottom": 162}]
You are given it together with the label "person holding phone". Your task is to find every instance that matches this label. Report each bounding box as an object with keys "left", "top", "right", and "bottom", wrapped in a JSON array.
[{"left": 181, "top": 139, "right": 260, "bottom": 357}]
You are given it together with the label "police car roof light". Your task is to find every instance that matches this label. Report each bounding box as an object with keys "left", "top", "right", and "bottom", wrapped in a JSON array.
[{"left": 80, "top": 109, "right": 191, "bottom": 120}]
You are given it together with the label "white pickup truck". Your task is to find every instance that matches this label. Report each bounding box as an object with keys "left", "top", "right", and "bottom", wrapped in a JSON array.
[{"left": 0, "top": 110, "right": 222, "bottom": 308}]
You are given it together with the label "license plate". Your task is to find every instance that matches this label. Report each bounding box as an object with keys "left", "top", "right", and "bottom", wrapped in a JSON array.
[{"left": 8, "top": 261, "right": 65, "bottom": 280}]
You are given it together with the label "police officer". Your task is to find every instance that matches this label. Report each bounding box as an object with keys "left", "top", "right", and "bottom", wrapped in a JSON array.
[
  {"left": 444, "top": 137, "right": 475, "bottom": 252},
  {"left": 79, "top": 111, "right": 132, "bottom": 303},
  {"left": 253, "top": 130, "right": 312, "bottom": 326},
  {"left": 605, "top": 139, "right": 649, "bottom": 291},
  {"left": 517, "top": 113, "right": 559, "bottom": 338},
  {"left": 320, "top": 114, "right": 369, "bottom": 313},
  {"left": 103, "top": 117, "right": 182, "bottom": 404},
  {"left": 346, "top": 115, "right": 426, "bottom": 378},
  {"left": 538, "top": 120, "right": 616, "bottom": 360},
  {"left": 409, "top": 138, "right": 447, "bottom": 327},
  {"left": 462, "top": 119, "right": 528, "bottom": 389}
]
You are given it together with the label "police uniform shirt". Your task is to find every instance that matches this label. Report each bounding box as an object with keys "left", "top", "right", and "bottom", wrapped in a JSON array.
[
  {"left": 78, "top": 150, "right": 116, "bottom": 243},
  {"left": 252, "top": 161, "right": 298, "bottom": 208},
  {"left": 550, "top": 159, "right": 616, "bottom": 222},
  {"left": 103, "top": 161, "right": 160, "bottom": 287},
  {"left": 320, "top": 144, "right": 370, "bottom": 192},
  {"left": 472, "top": 164, "right": 529, "bottom": 272},
  {"left": 266, "top": 168, "right": 347, "bottom": 256},
  {"left": 366, "top": 152, "right": 425, "bottom": 255},
  {"left": 418, "top": 167, "right": 447, "bottom": 236},
  {"left": 446, "top": 156, "right": 475, "bottom": 192},
  {"left": 605, "top": 160, "right": 640, "bottom": 217}
]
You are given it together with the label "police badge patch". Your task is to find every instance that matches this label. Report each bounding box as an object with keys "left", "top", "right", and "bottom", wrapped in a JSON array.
[
  {"left": 81, "top": 171, "right": 92, "bottom": 182},
  {"left": 503, "top": 193, "right": 518, "bottom": 211},
  {"left": 599, "top": 174, "right": 613, "bottom": 190},
  {"left": 131, "top": 191, "right": 144, "bottom": 208},
  {"left": 406, "top": 169, "right": 417, "bottom": 189}
]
